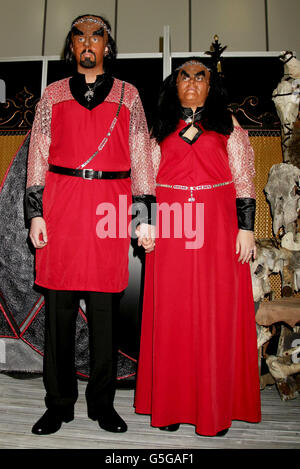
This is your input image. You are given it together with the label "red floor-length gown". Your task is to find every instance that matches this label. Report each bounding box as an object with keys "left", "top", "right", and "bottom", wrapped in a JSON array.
[{"left": 134, "top": 122, "right": 261, "bottom": 436}]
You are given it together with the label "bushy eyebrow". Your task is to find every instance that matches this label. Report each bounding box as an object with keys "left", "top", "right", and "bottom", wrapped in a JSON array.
[
  {"left": 92, "top": 28, "right": 105, "bottom": 36},
  {"left": 72, "top": 26, "right": 83, "bottom": 36},
  {"left": 179, "top": 69, "right": 206, "bottom": 78},
  {"left": 72, "top": 26, "right": 105, "bottom": 36},
  {"left": 195, "top": 70, "right": 206, "bottom": 77},
  {"left": 180, "top": 69, "right": 190, "bottom": 78}
]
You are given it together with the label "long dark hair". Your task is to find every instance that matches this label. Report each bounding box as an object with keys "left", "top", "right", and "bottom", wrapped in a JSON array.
[
  {"left": 151, "top": 58, "right": 233, "bottom": 143},
  {"left": 63, "top": 14, "right": 117, "bottom": 73}
]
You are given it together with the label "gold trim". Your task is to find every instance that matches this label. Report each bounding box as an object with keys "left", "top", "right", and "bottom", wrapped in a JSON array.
[
  {"left": 0, "top": 87, "right": 38, "bottom": 130},
  {"left": 229, "top": 96, "right": 280, "bottom": 130}
]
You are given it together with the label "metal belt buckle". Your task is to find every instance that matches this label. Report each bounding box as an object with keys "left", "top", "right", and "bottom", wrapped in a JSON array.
[{"left": 82, "top": 168, "right": 94, "bottom": 180}]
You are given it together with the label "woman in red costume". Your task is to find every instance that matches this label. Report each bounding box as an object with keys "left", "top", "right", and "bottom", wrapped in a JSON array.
[{"left": 134, "top": 59, "right": 261, "bottom": 437}]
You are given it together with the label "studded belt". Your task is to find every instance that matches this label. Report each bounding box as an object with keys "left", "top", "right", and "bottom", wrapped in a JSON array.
[{"left": 156, "top": 180, "right": 233, "bottom": 202}]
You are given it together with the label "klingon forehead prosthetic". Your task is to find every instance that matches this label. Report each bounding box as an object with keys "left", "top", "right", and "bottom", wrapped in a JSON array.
[
  {"left": 176, "top": 60, "right": 210, "bottom": 73},
  {"left": 72, "top": 16, "right": 111, "bottom": 35}
]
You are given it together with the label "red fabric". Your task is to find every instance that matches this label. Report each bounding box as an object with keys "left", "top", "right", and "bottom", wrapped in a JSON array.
[
  {"left": 134, "top": 122, "right": 261, "bottom": 436},
  {"left": 35, "top": 100, "right": 132, "bottom": 292}
]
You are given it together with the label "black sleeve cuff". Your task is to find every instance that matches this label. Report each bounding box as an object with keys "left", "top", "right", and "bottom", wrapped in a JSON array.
[
  {"left": 25, "top": 185, "right": 44, "bottom": 221},
  {"left": 132, "top": 195, "right": 157, "bottom": 225},
  {"left": 236, "top": 198, "right": 256, "bottom": 231}
]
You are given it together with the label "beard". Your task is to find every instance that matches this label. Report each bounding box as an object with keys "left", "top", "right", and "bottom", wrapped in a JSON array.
[{"left": 79, "top": 50, "right": 96, "bottom": 68}]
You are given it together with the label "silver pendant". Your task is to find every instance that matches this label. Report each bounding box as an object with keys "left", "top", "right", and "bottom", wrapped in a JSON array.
[{"left": 84, "top": 89, "right": 94, "bottom": 101}]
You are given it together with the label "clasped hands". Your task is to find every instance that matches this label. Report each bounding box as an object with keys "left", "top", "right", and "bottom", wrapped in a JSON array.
[
  {"left": 29, "top": 218, "right": 255, "bottom": 262},
  {"left": 135, "top": 223, "right": 156, "bottom": 253},
  {"left": 30, "top": 218, "right": 157, "bottom": 253}
]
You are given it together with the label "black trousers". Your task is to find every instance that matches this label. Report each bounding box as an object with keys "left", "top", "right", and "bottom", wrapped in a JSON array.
[{"left": 43, "top": 290, "right": 118, "bottom": 419}]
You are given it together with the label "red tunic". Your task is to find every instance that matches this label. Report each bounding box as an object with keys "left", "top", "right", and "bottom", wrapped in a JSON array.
[
  {"left": 134, "top": 121, "right": 261, "bottom": 435},
  {"left": 27, "top": 78, "right": 155, "bottom": 292}
]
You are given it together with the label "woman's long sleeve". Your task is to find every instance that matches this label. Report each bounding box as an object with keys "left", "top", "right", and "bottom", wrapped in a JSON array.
[{"left": 227, "top": 126, "right": 256, "bottom": 231}]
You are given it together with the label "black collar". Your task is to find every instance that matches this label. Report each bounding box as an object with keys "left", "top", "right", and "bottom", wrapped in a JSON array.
[
  {"left": 69, "top": 72, "right": 114, "bottom": 110},
  {"left": 181, "top": 106, "right": 205, "bottom": 123}
]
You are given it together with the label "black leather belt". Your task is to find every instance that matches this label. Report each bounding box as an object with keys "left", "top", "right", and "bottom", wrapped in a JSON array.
[{"left": 49, "top": 164, "right": 131, "bottom": 180}]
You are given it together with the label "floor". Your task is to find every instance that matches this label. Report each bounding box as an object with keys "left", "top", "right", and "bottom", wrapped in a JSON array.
[{"left": 0, "top": 372, "right": 299, "bottom": 451}]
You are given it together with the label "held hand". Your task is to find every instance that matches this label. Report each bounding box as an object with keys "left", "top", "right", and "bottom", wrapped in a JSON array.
[
  {"left": 29, "top": 217, "right": 48, "bottom": 249},
  {"left": 236, "top": 229, "right": 256, "bottom": 264},
  {"left": 135, "top": 223, "right": 156, "bottom": 253}
]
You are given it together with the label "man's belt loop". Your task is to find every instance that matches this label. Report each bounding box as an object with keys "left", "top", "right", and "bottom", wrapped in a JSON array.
[{"left": 48, "top": 164, "right": 131, "bottom": 180}]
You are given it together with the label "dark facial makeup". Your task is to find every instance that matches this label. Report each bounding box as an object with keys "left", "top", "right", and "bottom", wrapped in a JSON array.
[
  {"left": 176, "top": 64, "right": 210, "bottom": 109},
  {"left": 71, "top": 21, "right": 108, "bottom": 71}
]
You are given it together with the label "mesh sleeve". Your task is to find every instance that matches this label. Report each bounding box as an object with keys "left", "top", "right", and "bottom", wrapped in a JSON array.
[
  {"left": 227, "top": 126, "right": 256, "bottom": 199},
  {"left": 129, "top": 93, "right": 156, "bottom": 196},
  {"left": 26, "top": 88, "right": 51, "bottom": 188},
  {"left": 150, "top": 137, "right": 162, "bottom": 179}
]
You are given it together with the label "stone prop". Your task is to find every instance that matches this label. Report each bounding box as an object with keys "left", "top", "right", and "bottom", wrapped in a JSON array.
[{"left": 272, "top": 51, "right": 300, "bottom": 162}]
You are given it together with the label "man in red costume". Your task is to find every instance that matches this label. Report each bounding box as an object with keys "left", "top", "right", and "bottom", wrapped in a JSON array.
[{"left": 25, "top": 14, "right": 155, "bottom": 435}]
